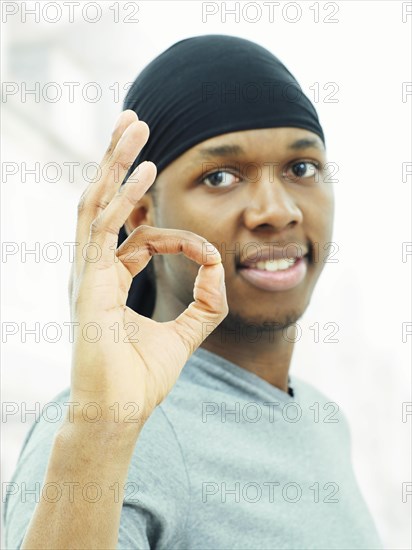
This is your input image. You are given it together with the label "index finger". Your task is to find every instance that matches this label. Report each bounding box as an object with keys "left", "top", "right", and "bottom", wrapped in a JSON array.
[
  {"left": 116, "top": 226, "right": 222, "bottom": 278},
  {"left": 73, "top": 113, "right": 150, "bottom": 284}
]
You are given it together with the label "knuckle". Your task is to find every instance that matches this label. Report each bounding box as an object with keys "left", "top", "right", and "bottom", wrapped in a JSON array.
[
  {"left": 180, "top": 229, "right": 207, "bottom": 246},
  {"left": 90, "top": 217, "right": 102, "bottom": 235},
  {"left": 180, "top": 229, "right": 197, "bottom": 239},
  {"left": 104, "top": 137, "right": 116, "bottom": 160},
  {"left": 109, "top": 157, "right": 132, "bottom": 173},
  {"left": 133, "top": 224, "right": 151, "bottom": 234},
  {"left": 90, "top": 216, "right": 118, "bottom": 238},
  {"left": 92, "top": 197, "right": 111, "bottom": 211},
  {"left": 118, "top": 158, "right": 133, "bottom": 173},
  {"left": 121, "top": 191, "right": 138, "bottom": 208},
  {"left": 77, "top": 192, "right": 88, "bottom": 215},
  {"left": 106, "top": 142, "right": 114, "bottom": 158},
  {"left": 78, "top": 195, "right": 110, "bottom": 219}
]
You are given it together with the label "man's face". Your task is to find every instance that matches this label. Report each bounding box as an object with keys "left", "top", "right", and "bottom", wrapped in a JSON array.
[{"left": 136, "top": 126, "right": 334, "bottom": 331}]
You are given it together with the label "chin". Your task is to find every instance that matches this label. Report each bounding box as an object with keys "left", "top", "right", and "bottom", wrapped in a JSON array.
[{"left": 219, "top": 306, "right": 307, "bottom": 335}]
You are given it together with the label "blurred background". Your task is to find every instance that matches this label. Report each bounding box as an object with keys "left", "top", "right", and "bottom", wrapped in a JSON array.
[{"left": 1, "top": 1, "right": 411, "bottom": 548}]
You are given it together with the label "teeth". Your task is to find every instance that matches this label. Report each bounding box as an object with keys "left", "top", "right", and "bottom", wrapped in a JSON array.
[{"left": 251, "top": 258, "right": 296, "bottom": 271}]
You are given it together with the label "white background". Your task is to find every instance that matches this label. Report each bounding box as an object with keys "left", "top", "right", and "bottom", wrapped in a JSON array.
[{"left": 1, "top": 1, "right": 411, "bottom": 548}]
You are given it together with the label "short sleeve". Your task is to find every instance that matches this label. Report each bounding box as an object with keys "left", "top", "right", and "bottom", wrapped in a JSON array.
[
  {"left": 4, "top": 389, "right": 72, "bottom": 550},
  {"left": 4, "top": 391, "right": 190, "bottom": 550},
  {"left": 116, "top": 405, "right": 190, "bottom": 549}
]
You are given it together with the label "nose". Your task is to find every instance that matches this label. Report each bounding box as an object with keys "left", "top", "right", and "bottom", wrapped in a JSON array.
[{"left": 243, "top": 170, "right": 303, "bottom": 232}]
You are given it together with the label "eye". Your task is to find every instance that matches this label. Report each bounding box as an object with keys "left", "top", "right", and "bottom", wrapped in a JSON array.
[
  {"left": 201, "top": 170, "right": 239, "bottom": 188},
  {"left": 285, "top": 161, "right": 320, "bottom": 181}
]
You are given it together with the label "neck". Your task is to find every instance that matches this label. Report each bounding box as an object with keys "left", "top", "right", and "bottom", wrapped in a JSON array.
[
  {"left": 200, "top": 320, "right": 294, "bottom": 393},
  {"left": 151, "top": 294, "right": 295, "bottom": 394}
]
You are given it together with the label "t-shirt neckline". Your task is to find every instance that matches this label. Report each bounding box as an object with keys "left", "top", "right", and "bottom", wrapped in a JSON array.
[{"left": 183, "top": 346, "right": 297, "bottom": 403}]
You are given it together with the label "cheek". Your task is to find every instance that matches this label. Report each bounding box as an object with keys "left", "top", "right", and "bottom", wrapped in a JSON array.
[
  {"left": 322, "top": 189, "right": 335, "bottom": 236},
  {"left": 158, "top": 192, "right": 231, "bottom": 245},
  {"left": 302, "top": 190, "right": 334, "bottom": 270},
  {"left": 305, "top": 187, "right": 334, "bottom": 236},
  {"left": 156, "top": 192, "right": 201, "bottom": 230}
]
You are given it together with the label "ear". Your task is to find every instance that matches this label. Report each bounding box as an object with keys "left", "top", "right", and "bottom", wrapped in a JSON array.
[{"left": 124, "top": 192, "right": 156, "bottom": 236}]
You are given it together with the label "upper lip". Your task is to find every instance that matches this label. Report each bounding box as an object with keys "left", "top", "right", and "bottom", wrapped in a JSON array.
[{"left": 238, "top": 245, "right": 309, "bottom": 266}]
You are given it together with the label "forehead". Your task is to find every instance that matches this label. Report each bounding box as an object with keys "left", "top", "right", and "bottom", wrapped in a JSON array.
[
  {"left": 177, "top": 127, "right": 325, "bottom": 169},
  {"left": 195, "top": 127, "right": 324, "bottom": 154}
]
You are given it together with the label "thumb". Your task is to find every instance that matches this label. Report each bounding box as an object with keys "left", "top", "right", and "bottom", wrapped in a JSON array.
[{"left": 172, "top": 261, "right": 228, "bottom": 354}]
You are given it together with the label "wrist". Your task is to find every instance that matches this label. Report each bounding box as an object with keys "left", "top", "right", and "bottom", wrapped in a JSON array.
[{"left": 55, "top": 417, "right": 141, "bottom": 463}]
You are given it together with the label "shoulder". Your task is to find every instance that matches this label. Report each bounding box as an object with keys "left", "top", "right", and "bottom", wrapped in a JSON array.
[{"left": 4, "top": 387, "right": 191, "bottom": 549}]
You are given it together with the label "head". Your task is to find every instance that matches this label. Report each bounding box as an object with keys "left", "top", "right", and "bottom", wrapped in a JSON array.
[{"left": 119, "top": 35, "right": 334, "bottom": 334}]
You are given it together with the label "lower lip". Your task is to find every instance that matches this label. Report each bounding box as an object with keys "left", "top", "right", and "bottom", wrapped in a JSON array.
[{"left": 238, "top": 257, "right": 308, "bottom": 292}]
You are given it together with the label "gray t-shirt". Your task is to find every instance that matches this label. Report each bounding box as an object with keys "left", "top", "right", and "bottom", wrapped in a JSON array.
[{"left": 4, "top": 347, "right": 383, "bottom": 549}]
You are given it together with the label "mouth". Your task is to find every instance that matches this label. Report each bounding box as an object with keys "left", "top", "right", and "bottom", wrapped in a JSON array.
[{"left": 236, "top": 253, "right": 310, "bottom": 292}]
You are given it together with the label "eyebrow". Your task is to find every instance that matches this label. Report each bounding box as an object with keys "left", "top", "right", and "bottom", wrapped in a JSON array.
[
  {"left": 288, "top": 138, "right": 324, "bottom": 151},
  {"left": 197, "top": 144, "right": 244, "bottom": 157},
  {"left": 197, "top": 138, "right": 324, "bottom": 158}
]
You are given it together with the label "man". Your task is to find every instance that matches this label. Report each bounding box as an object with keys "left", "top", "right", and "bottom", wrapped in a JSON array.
[{"left": 4, "top": 35, "right": 383, "bottom": 549}]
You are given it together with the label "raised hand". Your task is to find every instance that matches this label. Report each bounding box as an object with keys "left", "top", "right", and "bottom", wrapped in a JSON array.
[{"left": 67, "top": 110, "right": 228, "bottom": 435}]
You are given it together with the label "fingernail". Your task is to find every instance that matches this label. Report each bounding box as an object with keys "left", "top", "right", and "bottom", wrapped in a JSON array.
[
  {"left": 113, "top": 110, "right": 139, "bottom": 132},
  {"left": 212, "top": 245, "right": 221, "bottom": 262}
]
